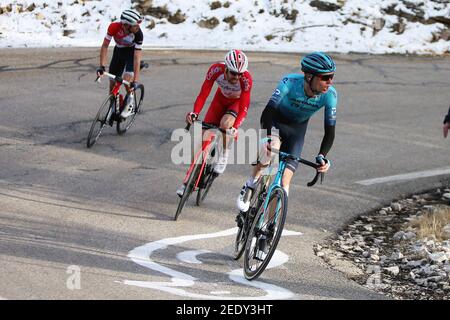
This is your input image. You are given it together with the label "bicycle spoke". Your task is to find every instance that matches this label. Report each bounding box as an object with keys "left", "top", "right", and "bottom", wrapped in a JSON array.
[
  {"left": 87, "top": 95, "right": 114, "bottom": 148},
  {"left": 243, "top": 187, "right": 288, "bottom": 280},
  {"left": 117, "top": 85, "right": 144, "bottom": 135}
]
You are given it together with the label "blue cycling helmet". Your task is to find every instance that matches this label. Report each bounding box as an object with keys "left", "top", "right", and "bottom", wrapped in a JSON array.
[{"left": 301, "top": 52, "right": 336, "bottom": 74}]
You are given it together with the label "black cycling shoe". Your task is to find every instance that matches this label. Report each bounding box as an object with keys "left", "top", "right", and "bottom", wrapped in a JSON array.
[{"left": 255, "top": 223, "right": 275, "bottom": 260}]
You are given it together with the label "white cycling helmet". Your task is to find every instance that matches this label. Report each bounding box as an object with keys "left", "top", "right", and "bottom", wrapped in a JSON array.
[
  {"left": 121, "top": 9, "right": 142, "bottom": 26},
  {"left": 224, "top": 49, "right": 248, "bottom": 74}
]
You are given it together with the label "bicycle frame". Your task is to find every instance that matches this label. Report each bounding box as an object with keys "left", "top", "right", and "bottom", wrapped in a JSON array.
[
  {"left": 94, "top": 72, "right": 129, "bottom": 117},
  {"left": 256, "top": 151, "right": 321, "bottom": 229},
  {"left": 256, "top": 156, "right": 287, "bottom": 229},
  {"left": 182, "top": 132, "right": 218, "bottom": 190}
]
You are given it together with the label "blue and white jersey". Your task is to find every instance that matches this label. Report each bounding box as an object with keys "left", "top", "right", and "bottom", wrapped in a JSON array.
[{"left": 269, "top": 74, "right": 337, "bottom": 126}]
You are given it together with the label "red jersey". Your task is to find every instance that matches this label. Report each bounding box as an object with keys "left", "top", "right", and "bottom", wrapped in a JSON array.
[
  {"left": 193, "top": 63, "right": 253, "bottom": 129},
  {"left": 105, "top": 22, "right": 143, "bottom": 50}
]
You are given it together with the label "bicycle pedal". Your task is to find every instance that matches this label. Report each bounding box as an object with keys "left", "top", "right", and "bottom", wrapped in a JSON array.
[{"left": 255, "top": 250, "right": 267, "bottom": 261}]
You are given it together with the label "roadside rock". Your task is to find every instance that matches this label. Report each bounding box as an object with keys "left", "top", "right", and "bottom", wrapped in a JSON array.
[
  {"left": 316, "top": 186, "right": 450, "bottom": 300},
  {"left": 309, "top": 0, "right": 345, "bottom": 12},
  {"left": 385, "top": 266, "right": 400, "bottom": 276},
  {"left": 197, "top": 17, "right": 220, "bottom": 29}
]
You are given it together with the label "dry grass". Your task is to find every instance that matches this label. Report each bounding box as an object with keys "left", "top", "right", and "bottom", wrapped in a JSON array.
[{"left": 409, "top": 206, "right": 450, "bottom": 241}]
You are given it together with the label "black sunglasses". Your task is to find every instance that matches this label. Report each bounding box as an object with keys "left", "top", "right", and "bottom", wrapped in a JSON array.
[
  {"left": 229, "top": 70, "right": 243, "bottom": 76},
  {"left": 317, "top": 73, "right": 334, "bottom": 81}
]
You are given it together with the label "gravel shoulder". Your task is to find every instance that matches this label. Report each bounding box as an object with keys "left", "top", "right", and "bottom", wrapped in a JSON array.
[{"left": 315, "top": 186, "right": 450, "bottom": 300}]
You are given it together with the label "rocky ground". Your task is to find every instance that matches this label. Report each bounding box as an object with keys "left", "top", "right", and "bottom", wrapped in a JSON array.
[{"left": 315, "top": 187, "right": 450, "bottom": 300}]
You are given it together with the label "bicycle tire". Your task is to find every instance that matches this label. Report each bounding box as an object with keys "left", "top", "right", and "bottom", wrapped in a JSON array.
[
  {"left": 87, "top": 94, "right": 115, "bottom": 148},
  {"left": 233, "top": 179, "right": 266, "bottom": 260},
  {"left": 116, "top": 84, "right": 144, "bottom": 135},
  {"left": 195, "top": 165, "right": 217, "bottom": 206},
  {"left": 243, "top": 187, "right": 288, "bottom": 280},
  {"left": 174, "top": 164, "right": 201, "bottom": 221}
]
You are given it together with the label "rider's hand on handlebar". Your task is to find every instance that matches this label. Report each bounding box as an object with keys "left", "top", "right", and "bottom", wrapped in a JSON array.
[
  {"left": 186, "top": 112, "right": 198, "bottom": 125},
  {"left": 263, "top": 135, "right": 279, "bottom": 157},
  {"left": 130, "top": 81, "right": 138, "bottom": 91},
  {"left": 96, "top": 66, "right": 106, "bottom": 77},
  {"left": 226, "top": 127, "right": 238, "bottom": 138},
  {"left": 315, "top": 154, "right": 331, "bottom": 173}
]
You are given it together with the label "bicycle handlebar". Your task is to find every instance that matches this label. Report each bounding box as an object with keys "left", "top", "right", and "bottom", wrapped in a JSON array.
[
  {"left": 270, "top": 149, "right": 324, "bottom": 187},
  {"left": 95, "top": 60, "right": 149, "bottom": 83},
  {"left": 185, "top": 120, "right": 227, "bottom": 134},
  {"left": 95, "top": 72, "right": 131, "bottom": 86}
]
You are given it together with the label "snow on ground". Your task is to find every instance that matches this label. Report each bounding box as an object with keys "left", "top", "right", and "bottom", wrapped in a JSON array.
[{"left": 0, "top": 0, "right": 449, "bottom": 54}]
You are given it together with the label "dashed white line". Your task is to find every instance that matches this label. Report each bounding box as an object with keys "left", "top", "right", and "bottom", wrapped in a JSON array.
[{"left": 356, "top": 166, "right": 450, "bottom": 186}]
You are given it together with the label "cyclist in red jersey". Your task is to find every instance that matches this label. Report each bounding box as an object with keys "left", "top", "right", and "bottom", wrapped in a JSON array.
[
  {"left": 177, "top": 49, "right": 253, "bottom": 197},
  {"left": 96, "top": 9, "right": 144, "bottom": 119}
]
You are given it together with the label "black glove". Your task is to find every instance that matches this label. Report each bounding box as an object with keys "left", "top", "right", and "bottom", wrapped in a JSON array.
[{"left": 96, "top": 66, "right": 106, "bottom": 76}]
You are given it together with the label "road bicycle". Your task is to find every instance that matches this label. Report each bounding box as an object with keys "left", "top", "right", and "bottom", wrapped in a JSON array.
[
  {"left": 86, "top": 62, "right": 148, "bottom": 148},
  {"left": 234, "top": 150, "right": 323, "bottom": 280},
  {"left": 174, "top": 120, "right": 227, "bottom": 221}
]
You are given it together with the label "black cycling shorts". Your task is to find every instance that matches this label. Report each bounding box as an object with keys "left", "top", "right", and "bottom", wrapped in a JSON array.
[
  {"left": 273, "top": 118, "right": 309, "bottom": 173},
  {"left": 109, "top": 46, "right": 134, "bottom": 77}
]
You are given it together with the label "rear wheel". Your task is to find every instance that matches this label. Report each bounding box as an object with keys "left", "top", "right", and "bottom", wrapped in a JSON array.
[
  {"left": 87, "top": 94, "right": 115, "bottom": 148},
  {"left": 117, "top": 84, "right": 144, "bottom": 135},
  {"left": 174, "top": 164, "right": 201, "bottom": 221},
  {"left": 243, "top": 187, "right": 288, "bottom": 280}
]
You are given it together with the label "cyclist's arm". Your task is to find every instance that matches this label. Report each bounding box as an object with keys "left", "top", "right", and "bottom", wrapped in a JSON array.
[
  {"left": 233, "top": 73, "right": 253, "bottom": 129},
  {"left": 260, "top": 79, "right": 289, "bottom": 137},
  {"left": 132, "top": 29, "right": 144, "bottom": 83},
  {"left": 260, "top": 101, "right": 277, "bottom": 137},
  {"left": 99, "top": 38, "right": 110, "bottom": 68},
  {"left": 319, "top": 89, "right": 338, "bottom": 156},
  {"left": 193, "top": 66, "right": 217, "bottom": 114},
  {"left": 319, "top": 125, "right": 335, "bottom": 157},
  {"left": 133, "top": 49, "right": 142, "bottom": 82}
]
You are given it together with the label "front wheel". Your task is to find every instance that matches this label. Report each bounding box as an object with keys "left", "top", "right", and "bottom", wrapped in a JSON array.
[
  {"left": 233, "top": 178, "right": 265, "bottom": 260},
  {"left": 117, "top": 84, "right": 144, "bottom": 135},
  {"left": 174, "top": 164, "right": 201, "bottom": 221},
  {"left": 87, "top": 94, "right": 115, "bottom": 148},
  {"left": 243, "top": 187, "right": 288, "bottom": 280}
]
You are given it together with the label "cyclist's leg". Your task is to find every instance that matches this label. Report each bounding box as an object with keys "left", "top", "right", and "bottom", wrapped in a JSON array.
[
  {"left": 278, "top": 119, "right": 309, "bottom": 194},
  {"left": 236, "top": 133, "right": 281, "bottom": 212},
  {"left": 120, "top": 48, "right": 136, "bottom": 118},
  {"left": 122, "top": 47, "right": 135, "bottom": 89},
  {"left": 109, "top": 46, "right": 126, "bottom": 93},
  {"left": 213, "top": 106, "right": 238, "bottom": 174},
  {"left": 203, "top": 94, "right": 230, "bottom": 173}
]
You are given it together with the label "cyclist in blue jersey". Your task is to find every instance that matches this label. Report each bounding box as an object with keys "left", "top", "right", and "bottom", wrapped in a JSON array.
[
  {"left": 237, "top": 52, "right": 337, "bottom": 212},
  {"left": 443, "top": 106, "right": 450, "bottom": 138}
]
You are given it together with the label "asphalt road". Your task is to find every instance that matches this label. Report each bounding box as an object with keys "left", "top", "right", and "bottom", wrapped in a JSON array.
[{"left": 0, "top": 48, "right": 449, "bottom": 300}]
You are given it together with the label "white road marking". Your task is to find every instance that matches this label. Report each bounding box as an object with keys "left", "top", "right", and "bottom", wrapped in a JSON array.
[
  {"left": 210, "top": 291, "right": 231, "bottom": 295},
  {"left": 177, "top": 249, "right": 211, "bottom": 264},
  {"left": 124, "top": 227, "right": 302, "bottom": 299},
  {"left": 356, "top": 166, "right": 450, "bottom": 186}
]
